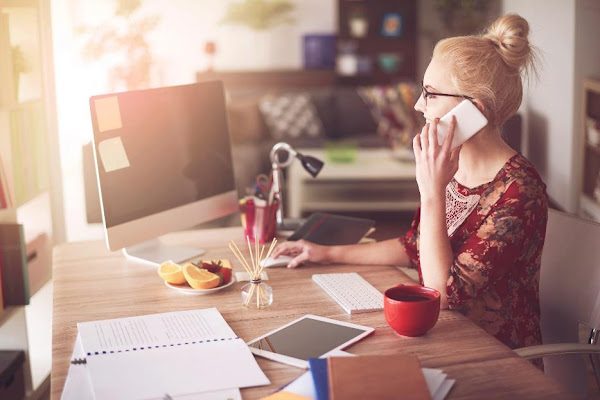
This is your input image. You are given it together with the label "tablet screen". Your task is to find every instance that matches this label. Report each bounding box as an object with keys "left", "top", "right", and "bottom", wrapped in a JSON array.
[{"left": 247, "top": 316, "right": 368, "bottom": 361}]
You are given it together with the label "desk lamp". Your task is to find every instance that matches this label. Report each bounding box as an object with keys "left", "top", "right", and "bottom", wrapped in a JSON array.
[{"left": 269, "top": 142, "right": 324, "bottom": 229}]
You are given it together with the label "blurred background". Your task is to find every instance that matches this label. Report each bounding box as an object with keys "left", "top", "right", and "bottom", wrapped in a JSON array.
[{"left": 1, "top": 1, "right": 600, "bottom": 398}]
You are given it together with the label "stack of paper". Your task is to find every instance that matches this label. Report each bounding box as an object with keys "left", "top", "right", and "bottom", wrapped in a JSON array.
[{"left": 62, "top": 308, "right": 269, "bottom": 400}]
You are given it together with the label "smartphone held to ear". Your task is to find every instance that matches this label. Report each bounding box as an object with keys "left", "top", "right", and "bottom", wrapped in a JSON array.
[{"left": 436, "top": 100, "right": 488, "bottom": 149}]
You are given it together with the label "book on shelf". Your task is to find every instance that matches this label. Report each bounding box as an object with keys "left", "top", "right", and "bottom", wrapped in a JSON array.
[
  {"left": 0, "top": 247, "right": 4, "bottom": 311},
  {"left": 0, "top": 154, "right": 13, "bottom": 209},
  {"left": 0, "top": 223, "right": 30, "bottom": 306}
]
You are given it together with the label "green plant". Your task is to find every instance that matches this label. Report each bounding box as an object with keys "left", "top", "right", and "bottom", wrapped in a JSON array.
[
  {"left": 77, "top": 0, "right": 160, "bottom": 90},
  {"left": 221, "top": 0, "right": 295, "bottom": 31}
]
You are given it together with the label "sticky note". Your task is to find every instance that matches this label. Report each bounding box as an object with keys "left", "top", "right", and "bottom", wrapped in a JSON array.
[
  {"left": 98, "top": 137, "right": 130, "bottom": 173},
  {"left": 94, "top": 96, "right": 123, "bottom": 132}
]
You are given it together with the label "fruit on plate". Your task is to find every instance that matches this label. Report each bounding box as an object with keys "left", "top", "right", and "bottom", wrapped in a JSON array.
[
  {"left": 193, "top": 259, "right": 233, "bottom": 286},
  {"left": 182, "top": 263, "right": 220, "bottom": 289},
  {"left": 157, "top": 260, "right": 187, "bottom": 285}
]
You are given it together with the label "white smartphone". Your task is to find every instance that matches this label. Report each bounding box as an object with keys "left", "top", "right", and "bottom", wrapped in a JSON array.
[{"left": 436, "top": 99, "right": 488, "bottom": 149}]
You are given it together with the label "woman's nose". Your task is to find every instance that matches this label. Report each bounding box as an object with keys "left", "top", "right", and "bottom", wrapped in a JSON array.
[{"left": 414, "top": 94, "right": 425, "bottom": 113}]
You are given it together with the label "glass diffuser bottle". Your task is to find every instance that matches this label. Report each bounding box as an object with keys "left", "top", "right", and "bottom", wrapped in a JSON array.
[{"left": 241, "top": 279, "right": 273, "bottom": 309}]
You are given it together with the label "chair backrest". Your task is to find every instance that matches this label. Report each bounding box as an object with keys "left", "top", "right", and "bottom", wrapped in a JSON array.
[{"left": 540, "top": 209, "right": 600, "bottom": 395}]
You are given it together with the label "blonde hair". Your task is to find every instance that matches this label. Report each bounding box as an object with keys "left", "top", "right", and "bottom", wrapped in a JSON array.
[{"left": 433, "top": 14, "right": 538, "bottom": 127}]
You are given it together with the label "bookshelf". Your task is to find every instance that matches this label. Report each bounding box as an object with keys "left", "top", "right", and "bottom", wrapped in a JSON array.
[
  {"left": 336, "top": 0, "right": 417, "bottom": 86},
  {"left": 0, "top": 0, "right": 61, "bottom": 398},
  {"left": 580, "top": 79, "right": 600, "bottom": 222}
]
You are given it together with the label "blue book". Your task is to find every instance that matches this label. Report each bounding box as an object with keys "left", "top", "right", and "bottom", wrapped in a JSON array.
[{"left": 308, "top": 358, "right": 329, "bottom": 400}]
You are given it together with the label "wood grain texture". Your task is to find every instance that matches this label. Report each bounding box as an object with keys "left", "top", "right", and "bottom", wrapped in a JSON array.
[{"left": 51, "top": 227, "right": 573, "bottom": 399}]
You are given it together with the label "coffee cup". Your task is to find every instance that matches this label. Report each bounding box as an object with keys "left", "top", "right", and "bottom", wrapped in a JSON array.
[{"left": 384, "top": 284, "right": 441, "bottom": 337}]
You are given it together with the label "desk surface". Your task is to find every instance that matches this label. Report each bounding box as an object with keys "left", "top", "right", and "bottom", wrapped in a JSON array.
[{"left": 51, "top": 227, "right": 571, "bottom": 399}]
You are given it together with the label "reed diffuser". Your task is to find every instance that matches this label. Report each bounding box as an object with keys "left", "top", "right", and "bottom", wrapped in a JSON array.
[{"left": 229, "top": 237, "right": 277, "bottom": 309}]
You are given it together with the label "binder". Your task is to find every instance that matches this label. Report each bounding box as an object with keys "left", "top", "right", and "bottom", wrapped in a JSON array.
[
  {"left": 287, "top": 213, "right": 375, "bottom": 246},
  {"left": 0, "top": 224, "right": 29, "bottom": 306}
]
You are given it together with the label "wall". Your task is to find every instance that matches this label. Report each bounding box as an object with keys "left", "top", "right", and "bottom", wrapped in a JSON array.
[
  {"left": 502, "top": 0, "right": 577, "bottom": 211},
  {"left": 502, "top": 0, "right": 600, "bottom": 213},
  {"left": 51, "top": 0, "right": 337, "bottom": 241}
]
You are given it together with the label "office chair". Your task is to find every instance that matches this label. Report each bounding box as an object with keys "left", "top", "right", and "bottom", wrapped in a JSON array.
[{"left": 514, "top": 209, "right": 600, "bottom": 397}]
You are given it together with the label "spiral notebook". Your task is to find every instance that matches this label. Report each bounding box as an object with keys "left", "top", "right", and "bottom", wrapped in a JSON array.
[{"left": 74, "top": 308, "right": 269, "bottom": 400}]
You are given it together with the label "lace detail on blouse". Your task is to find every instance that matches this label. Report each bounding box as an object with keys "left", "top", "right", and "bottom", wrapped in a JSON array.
[{"left": 446, "top": 182, "right": 480, "bottom": 236}]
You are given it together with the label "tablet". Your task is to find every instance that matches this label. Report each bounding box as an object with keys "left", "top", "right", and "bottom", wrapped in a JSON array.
[{"left": 246, "top": 315, "right": 374, "bottom": 368}]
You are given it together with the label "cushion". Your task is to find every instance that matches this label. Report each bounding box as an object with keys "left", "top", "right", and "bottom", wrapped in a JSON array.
[
  {"left": 358, "top": 83, "right": 422, "bottom": 148},
  {"left": 309, "top": 89, "right": 337, "bottom": 137},
  {"left": 333, "top": 88, "right": 378, "bottom": 138},
  {"left": 226, "top": 98, "right": 269, "bottom": 144},
  {"left": 259, "top": 92, "right": 325, "bottom": 140}
]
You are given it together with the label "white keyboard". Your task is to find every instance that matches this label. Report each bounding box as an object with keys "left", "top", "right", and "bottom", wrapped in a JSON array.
[{"left": 312, "top": 273, "right": 384, "bottom": 314}]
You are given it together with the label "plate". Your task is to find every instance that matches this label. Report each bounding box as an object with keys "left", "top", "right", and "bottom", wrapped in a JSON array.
[{"left": 164, "top": 277, "right": 235, "bottom": 295}]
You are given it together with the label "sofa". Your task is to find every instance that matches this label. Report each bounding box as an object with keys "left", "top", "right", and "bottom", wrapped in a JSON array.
[
  {"left": 197, "top": 70, "right": 420, "bottom": 197},
  {"left": 226, "top": 87, "right": 391, "bottom": 196}
]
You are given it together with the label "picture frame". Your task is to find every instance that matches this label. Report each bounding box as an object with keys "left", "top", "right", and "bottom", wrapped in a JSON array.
[{"left": 381, "top": 12, "right": 403, "bottom": 37}]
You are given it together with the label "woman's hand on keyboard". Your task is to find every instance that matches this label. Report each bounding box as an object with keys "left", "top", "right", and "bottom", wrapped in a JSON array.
[{"left": 271, "top": 240, "right": 330, "bottom": 268}]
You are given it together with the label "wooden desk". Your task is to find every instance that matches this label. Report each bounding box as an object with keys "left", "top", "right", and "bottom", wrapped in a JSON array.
[{"left": 52, "top": 227, "right": 572, "bottom": 399}]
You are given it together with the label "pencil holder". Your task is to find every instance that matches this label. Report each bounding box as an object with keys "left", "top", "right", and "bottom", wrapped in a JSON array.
[
  {"left": 241, "top": 280, "right": 273, "bottom": 309},
  {"left": 239, "top": 198, "right": 279, "bottom": 244}
]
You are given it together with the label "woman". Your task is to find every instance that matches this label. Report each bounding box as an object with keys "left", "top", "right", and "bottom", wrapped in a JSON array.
[{"left": 272, "top": 13, "right": 547, "bottom": 350}]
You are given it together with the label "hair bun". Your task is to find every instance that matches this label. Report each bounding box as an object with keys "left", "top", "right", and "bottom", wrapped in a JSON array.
[{"left": 484, "top": 13, "right": 534, "bottom": 73}]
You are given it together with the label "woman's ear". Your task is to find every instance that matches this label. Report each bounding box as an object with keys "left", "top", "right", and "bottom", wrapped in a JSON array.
[{"left": 472, "top": 99, "right": 486, "bottom": 113}]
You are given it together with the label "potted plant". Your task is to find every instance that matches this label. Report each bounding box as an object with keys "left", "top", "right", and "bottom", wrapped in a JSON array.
[
  {"left": 348, "top": 7, "right": 369, "bottom": 38},
  {"left": 221, "top": 0, "right": 295, "bottom": 31}
]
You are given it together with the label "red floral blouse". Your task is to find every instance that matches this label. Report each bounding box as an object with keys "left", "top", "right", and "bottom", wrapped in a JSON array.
[{"left": 401, "top": 153, "right": 548, "bottom": 349}]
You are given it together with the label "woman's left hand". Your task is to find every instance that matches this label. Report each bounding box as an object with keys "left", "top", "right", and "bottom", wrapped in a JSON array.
[{"left": 413, "top": 116, "right": 462, "bottom": 201}]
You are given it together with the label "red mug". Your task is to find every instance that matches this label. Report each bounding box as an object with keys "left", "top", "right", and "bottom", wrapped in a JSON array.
[{"left": 384, "top": 284, "right": 441, "bottom": 337}]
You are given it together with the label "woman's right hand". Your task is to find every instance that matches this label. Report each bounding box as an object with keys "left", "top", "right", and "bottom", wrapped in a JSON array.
[{"left": 271, "top": 240, "right": 331, "bottom": 268}]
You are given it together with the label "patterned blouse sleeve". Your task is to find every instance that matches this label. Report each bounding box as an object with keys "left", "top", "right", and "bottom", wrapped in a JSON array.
[
  {"left": 446, "top": 181, "right": 547, "bottom": 305},
  {"left": 399, "top": 206, "right": 421, "bottom": 271}
]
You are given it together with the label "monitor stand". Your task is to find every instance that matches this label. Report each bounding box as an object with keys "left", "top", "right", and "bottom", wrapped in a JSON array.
[{"left": 122, "top": 239, "right": 206, "bottom": 266}]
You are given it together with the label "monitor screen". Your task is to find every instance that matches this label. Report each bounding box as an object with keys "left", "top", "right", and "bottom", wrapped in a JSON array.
[{"left": 89, "top": 81, "right": 237, "bottom": 256}]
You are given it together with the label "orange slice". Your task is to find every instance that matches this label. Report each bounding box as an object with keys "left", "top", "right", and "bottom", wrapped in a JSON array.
[
  {"left": 158, "top": 260, "right": 186, "bottom": 284},
  {"left": 182, "top": 263, "right": 220, "bottom": 289}
]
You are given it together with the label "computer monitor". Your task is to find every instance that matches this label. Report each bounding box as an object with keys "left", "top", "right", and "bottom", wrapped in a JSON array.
[{"left": 89, "top": 81, "right": 238, "bottom": 265}]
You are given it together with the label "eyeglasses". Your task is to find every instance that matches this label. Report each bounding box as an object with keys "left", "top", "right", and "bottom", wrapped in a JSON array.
[{"left": 421, "top": 81, "right": 474, "bottom": 106}]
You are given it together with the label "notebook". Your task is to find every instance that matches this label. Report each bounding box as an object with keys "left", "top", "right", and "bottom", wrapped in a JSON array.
[
  {"left": 286, "top": 213, "right": 375, "bottom": 245},
  {"left": 76, "top": 308, "right": 269, "bottom": 399},
  {"left": 62, "top": 334, "right": 243, "bottom": 400},
  {"left": 327, "top": 355, "right": 431, "bottom": 400}
]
